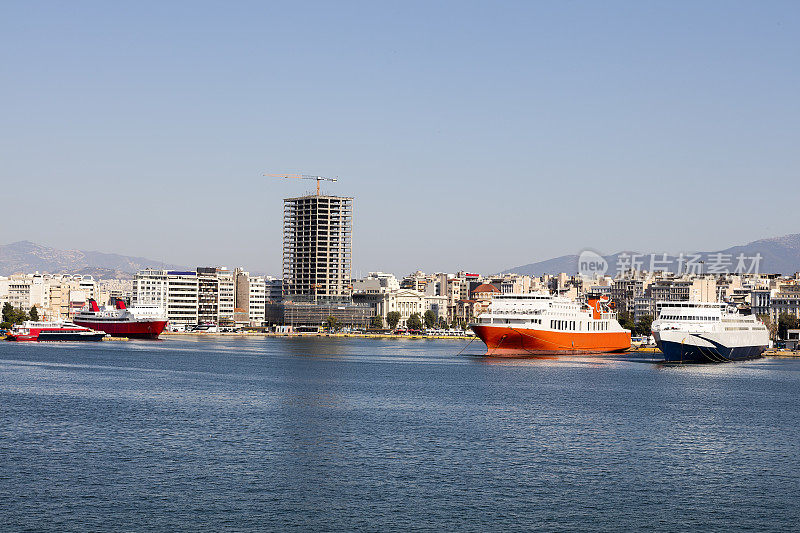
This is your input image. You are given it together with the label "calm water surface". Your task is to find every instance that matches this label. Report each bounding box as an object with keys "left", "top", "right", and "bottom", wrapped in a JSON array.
[{"left": 1, "top": 337, "right": 798, "bottom": 532}]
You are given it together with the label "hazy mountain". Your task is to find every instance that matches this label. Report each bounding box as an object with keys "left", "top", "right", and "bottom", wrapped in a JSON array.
[
  {"left": 0, "top": 241, "right": 186, "bottom": 278},
  {"left": 501, "top": 234, "right": 800, "bottom": 276}
]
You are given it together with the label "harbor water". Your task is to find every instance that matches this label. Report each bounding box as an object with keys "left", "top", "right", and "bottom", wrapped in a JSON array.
[{"left": 1, "top": 337, "right": 798, "bottom": 531}]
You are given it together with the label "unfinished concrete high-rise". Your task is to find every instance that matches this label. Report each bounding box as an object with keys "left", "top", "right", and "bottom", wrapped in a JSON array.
[{"left": 283, "top": 194, "right": 353, "bottom": 301}]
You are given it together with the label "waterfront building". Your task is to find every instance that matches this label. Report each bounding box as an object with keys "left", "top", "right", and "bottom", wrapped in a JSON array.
[
  {"left": 610, "top": 278, "right": 650, "bottom": 315},
  {"left": 751, "top": 288, "right": 775, "bottom": 317},
  {"left": 2, "top": 274, "right": 49, "bottom": 312},
  {"left": 400, "top": 271, "right": 434, "bottom": 293},
  {"left": 283, "top": 194, "right": 353, "bottom": 301},
  {"left": 248, "top": 277, "right": 266, "bottom": 325},
  {"left": 99, "top": 278, "right": 133, "bottom": 305},
  {"left": 786, "top": 329, "right": 800, "bottom": 350},
  {"left": 648, "top": 277, "right": 717, "bottom": 303},
  {"left": 217, "top": 268, "right": 235, "bottom": 326},
  {"left": 352, "top": 272, "right": 400, "bottom": 295},
  {"left": 632, "top": 296, "right": 655, "bottom": 323},
  {"left": 197, "top": 267, "right": 220, "bottom": 325},
  {"left": 445, "top": 277, "right": 465, "bottom": 320},
  {"left": 0, "top": 273, "right": 104, "bottom": 320},
  {"left": 424, "top": 294, "right": 448, "bottom": 321},
  {"left": 770, "top": 284, "right": 800, "bottom": 322},
  {"left": 46, "top": 277, "right": 74, "bottom": 319},
  {"left": 133, "top": 269, "right": 199, "bottom": 326},
  {"left": 234, "top": 269, "right": 267, "bottom": 327},
  {"left": 471, "top": 283, "right": 500, "bottom": 317},
  {"left": 383, "top": 289, "right": 427, "bottom": 327},
  {"left": 264, "top": 276, "right": 283, "bottom": 302}
]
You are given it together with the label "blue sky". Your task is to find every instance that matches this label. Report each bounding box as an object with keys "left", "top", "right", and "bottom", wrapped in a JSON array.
[{"left": 2, "top": 1, "right": 798, "bottom": 276}]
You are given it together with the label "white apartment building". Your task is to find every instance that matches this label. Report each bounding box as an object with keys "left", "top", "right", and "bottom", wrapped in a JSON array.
[
  {"left": 0, "top": 274, "right": 50, "bottom": 313},
  {"left": 0, "top": 274, "right": 104, "bottom": 319},
  {"left": 352, "top": 272, "right": 401, "bottom": 295},
  {"left": 133, "top": 269, "right": 199, "bottom": 326},
  {"left": 217, "top": 269, "right": 235, "bottom": 325},
  {"left": 134, "top": 267, "right": 256, "bottom": 326},
  {"left": 248, "top": 276, "right": 266, "bottom": 326},
  {"left": 770, "top": 284, "right": 800, "bottom": 322}
]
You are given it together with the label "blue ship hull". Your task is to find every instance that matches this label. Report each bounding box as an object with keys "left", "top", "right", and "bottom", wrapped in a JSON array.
[{"left": 658, "top": 339, "right": 766, "bottom": 363}]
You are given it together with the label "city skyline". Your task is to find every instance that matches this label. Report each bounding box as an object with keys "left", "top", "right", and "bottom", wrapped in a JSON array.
[{"left": 2, "top": 2, "right": 799, "bottom": 274}]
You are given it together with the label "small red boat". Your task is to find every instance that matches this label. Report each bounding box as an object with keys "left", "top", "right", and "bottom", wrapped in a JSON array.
[{"left": 6, "top": 321, "right": 106, "bottom": 342}]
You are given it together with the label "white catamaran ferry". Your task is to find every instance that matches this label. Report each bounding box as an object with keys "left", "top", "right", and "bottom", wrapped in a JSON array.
[{"left": 651, "top": 301, "right": 769, "bottom": 363}]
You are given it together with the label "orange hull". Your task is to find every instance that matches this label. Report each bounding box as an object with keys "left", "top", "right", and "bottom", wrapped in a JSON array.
[{"left": 471, "top": 325, "right": 631, "bottom": 356}]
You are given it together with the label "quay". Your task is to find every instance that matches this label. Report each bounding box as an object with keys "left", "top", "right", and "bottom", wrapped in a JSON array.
[{"left": 162, "top": 331, "right": 475, "bottom": 340}]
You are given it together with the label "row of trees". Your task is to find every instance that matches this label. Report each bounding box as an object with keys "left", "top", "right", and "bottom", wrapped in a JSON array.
[
  {"left": 1, "top": 303, "right": 38, "bottom": 330},
  {"left": 388, "top": 310, "right": 460, "bottom": 331},
  {"left": 758, "top": 313, "right": 800, "bottom": 340},
  {"left": 617, "top": 311, "right": 654, "bottom": 337},
  {"left": 324, "top": 310, "right": 461, "bottom": 332}
]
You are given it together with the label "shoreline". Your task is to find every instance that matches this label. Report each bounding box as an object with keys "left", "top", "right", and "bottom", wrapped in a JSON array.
[
  {"left": 5, "top": 332, "right": 798, "bottom": 357},
  {"left": 161, "top": 331, "right": 476, "bottom": 340}
]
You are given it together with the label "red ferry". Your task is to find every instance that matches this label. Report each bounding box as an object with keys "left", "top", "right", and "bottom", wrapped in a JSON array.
[{"left": 73, "top": 299, "right": 168, "bottom": 340}]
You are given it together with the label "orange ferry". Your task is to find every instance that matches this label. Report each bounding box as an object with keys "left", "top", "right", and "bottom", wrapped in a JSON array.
[{"left": 470, "top": 293, "right": 631, "bottom": 356}]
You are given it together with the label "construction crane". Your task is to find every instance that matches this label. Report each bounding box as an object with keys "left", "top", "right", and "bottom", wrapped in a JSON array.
[{"left": 266, "top": 173, "right": 338, "bottom": 196}]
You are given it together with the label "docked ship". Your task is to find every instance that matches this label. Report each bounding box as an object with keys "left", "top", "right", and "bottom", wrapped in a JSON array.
[
  {"left": 6, "top": 320, "right": 106, "bottom": 342},
  {"left": 73, "top": 299, "right": 168, "bottom": 340},
  {"left": 470, "top": 293, "right": 631, "bottom": 356},
  {"left": 651, "top": 301, "right": 769, "bottom": 363}
]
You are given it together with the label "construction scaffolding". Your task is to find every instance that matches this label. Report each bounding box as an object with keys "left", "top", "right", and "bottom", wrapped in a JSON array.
[{"left": 283, "top": 195, "right": 353, "bottom": 300}]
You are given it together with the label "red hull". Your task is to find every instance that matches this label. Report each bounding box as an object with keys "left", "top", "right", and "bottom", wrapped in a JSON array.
[
  {"left": 471, "top": 325, "right": 630, "bottom": 356},
  {"left": 72, "top": 319, "right": 168, "bottom": 339}
]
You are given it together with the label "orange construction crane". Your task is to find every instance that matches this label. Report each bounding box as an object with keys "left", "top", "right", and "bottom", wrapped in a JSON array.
[{"left": 266, "top": 173, "right": 338, "bottom": 196}]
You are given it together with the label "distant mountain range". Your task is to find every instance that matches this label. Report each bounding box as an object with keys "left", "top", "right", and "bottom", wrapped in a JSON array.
[
  {"left": 501, "top": 234, "right": 800, "bottom": 276},
  {"left": 3, "top": 234, "right": 799, "bottom": 281},
  {"left": 0, "top": 241, "right": 187, "bottom": 279}
]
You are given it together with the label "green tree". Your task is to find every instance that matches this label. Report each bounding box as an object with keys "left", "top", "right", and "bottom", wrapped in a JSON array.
[
  {"left": 437, "top": 316, "right": 448, "bottom": 329},
  {"left": 423, "top": 310, "right": 437, "bottom": 329},
  {"left": 2, "top": 303, "right": 13, "bottom": 324},
  {"left": 370, "top": 315, "right": 384, "bottom": 329},
  {"left": 2, "top": 303, "right": 28, "bottom": 325},
  {"left": 325, "top": 316, "right": 340, "bottom": 332},
  {"left": 778, "top": 312, "right": 800, "bottom": 340},
  {"left": 406, "top": 313, "right": 423, "bottom": 331},
  {"left": 758, "top": 314, "right": 778, "bottom": 341},
  {"left": 617, "top": 311, "right": 635, "bottom": 332},
  {"left": 29, "top": 305, "right": 39, "bottom": 321},
  {"left": 635, "top": 315, "right": 653, "bottom": 337},
  {"left": 386, "top": 311, "right": 401, "bottom": 330}
]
